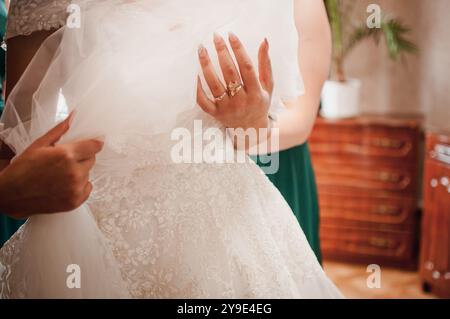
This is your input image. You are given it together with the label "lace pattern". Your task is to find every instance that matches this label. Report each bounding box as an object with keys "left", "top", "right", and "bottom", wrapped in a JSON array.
[
  {"left": 0, "top": 0, "right": 342, "bottom": 299},
  {"left": 6, "top": 0, "right": 71, "bottom": 39},
  {"left": 86, "top": 154, "right": 325, "bottom": 298},
  {"left": 0, "top": 225, "right": 27, "bottom": 298}
]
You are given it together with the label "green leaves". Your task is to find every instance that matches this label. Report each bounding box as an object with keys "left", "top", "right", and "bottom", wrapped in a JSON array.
[
  {"left": 325, "top": 0, "right": 343, "bottom": 56},
  {"left": 345, "top": 17, "right": 417, "bottom": 60},
  {"left": 325, "top": 0, "right": 417, "bottom": 81},
  {"left": 381, "top": 19, "right": 418, "bottom": 60}
]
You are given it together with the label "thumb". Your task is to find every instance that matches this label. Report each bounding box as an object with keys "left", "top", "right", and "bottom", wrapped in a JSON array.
[
  {"left": 30, "top": 111, "right": 74, "bottom": 149},
  {"left": 258, "top": 38, "right": 274, "bottom": 95}
]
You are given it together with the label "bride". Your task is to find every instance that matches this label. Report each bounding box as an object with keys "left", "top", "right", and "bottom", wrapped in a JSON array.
[{"left": 0, "top": 0, "right": 342, "bottom": 298}]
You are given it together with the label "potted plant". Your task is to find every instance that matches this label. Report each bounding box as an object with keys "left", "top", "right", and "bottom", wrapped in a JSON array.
[{"left": 321, "top": 0, "right": 417, "bottom": 119}]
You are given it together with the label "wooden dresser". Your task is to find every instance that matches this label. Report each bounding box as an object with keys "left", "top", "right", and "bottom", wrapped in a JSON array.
[
  {"left": 310, "top": 115, "right": 422, "bottom": 269},
  {"left": 420, "top": 131, "right": 450, "bottom": 298}
]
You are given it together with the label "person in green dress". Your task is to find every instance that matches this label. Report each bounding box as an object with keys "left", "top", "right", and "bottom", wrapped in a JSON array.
[{"left": 255, "top": 0, "right": 331, "bottom": 263}]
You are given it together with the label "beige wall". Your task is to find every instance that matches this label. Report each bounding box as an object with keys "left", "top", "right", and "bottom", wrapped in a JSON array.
[{"left": 341, "top": 0, "right": 450, "bottom": 131}]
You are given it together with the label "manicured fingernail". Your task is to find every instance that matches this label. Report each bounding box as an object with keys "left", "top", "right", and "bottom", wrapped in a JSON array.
[
  {"left": 67, "top": 110, "right": 76, "bottom": 126},
  {"left": 213, "top": 32, "right": 223, "bottom": 44},
  {"left": 198, "top": 44, "right": 207, "bottom": 57},
  {"left": 264, "top": 38, "right": 269, "bottom": 48},
  {"left": 228, "top": 32, "right": 239, "bottom": 43},
  {"left": 95, "top": 135, "right": 106, "bottom": 143}
]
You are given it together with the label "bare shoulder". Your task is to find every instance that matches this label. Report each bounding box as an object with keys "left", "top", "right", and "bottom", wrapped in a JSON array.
[
  {"left": 6, "top": 30, "right": 56, "bottom": 99},
  {"left": 6, "top": 0, "right": 69, "bottom": 97}
]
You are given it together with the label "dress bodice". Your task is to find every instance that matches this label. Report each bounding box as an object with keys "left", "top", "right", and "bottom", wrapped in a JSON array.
[{"left": 6, "top": 0, "right": 71, "bottom": 39}]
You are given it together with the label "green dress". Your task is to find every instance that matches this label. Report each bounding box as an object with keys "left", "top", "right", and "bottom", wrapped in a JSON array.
[
  {"left": 0, "top": 0, "right": 25, "bottom": 247},
  {"left": 255, "top": 143, "right": 322, "bottom": 263}
]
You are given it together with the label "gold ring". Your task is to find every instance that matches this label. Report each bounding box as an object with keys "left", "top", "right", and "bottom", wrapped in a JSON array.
[
  {"left": 227, "top": 81, "right": 243, "bottom": 98},
  {"left": 214, "top": 91, "right": 227, "bottom": 102}
]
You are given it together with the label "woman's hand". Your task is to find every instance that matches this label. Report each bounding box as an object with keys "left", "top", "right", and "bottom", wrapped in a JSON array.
[{"left": 197, "top": 33, "right": 274, "bottom": 135}]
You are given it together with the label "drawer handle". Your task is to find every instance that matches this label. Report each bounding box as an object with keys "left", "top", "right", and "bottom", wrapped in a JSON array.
[
  {"left": 430, "top": 179, "right": 438, "bottom": 188},
  {"left": 372, "top": 138, "right": 404, "bottom": 149},
  {"left": 371, "top": 205, "right": 400, "bottom": 216},
  {"left": 369, "top": 237, "right": 394, "bottom": 249},
  {"left": 431, "top": 144, "right": 450, "bottom": 165},
  {"left": 430, "top": 151, "right": 450, "bottom": 165}
]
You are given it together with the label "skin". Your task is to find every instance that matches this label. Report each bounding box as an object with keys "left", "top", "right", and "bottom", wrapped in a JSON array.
[
  {"left": 197, "top": 33, "right": 272, "bottom": 132},
  {"left": 197, "top": 33, "right": 273, "bottom": 151},
  {"left": 0, "top": 30, "right": 104, "bottom": 219},
  {"left": 197, "top": 0, "right": 332, "bottom": 152},
  {"left": 0, "top": 114, "right": 103, "bottom": 219},
  {"left": 0, "top": 0, "right": 330, "bottom": 216}
]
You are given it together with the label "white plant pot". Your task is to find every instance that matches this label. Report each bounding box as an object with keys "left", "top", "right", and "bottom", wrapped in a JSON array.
[{"left": 320, "top": 79, "right": 362, "bottom": 119}]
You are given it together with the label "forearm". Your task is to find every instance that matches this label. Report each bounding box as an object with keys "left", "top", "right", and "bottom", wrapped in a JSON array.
[
  {"left": 270, "top": 95, "right": 320, "bottom": 152},
  {"left": 257, "top": 0, "right": 331, "bottom": 154},
  {"left": 250, "top": 104, "right": 315, "bottom": 155},
  {"left": 259, "top": 45, "right": 331, "bottom": 153},
  {"left": 248, "top": 60, "right": 328, "bottom": 154}
]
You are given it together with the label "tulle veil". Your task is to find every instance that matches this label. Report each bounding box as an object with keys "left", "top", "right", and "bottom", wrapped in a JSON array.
[{"left": 0, "top": 0, "right": 303, "bottom": 298}]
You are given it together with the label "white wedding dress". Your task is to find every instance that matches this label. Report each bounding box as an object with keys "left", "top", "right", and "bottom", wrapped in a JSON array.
[{"left": 0, "top": 0, "right": 342, "bottom": 299}]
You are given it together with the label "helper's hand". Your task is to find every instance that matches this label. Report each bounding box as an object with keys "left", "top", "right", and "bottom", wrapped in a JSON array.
[{"left": 0, "top": 113, "right": 104, "bottom": 219}]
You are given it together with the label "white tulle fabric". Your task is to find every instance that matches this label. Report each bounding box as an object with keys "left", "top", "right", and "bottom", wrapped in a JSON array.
[{"left": 0, "top": 0, "right": 342, "bottom": 298}]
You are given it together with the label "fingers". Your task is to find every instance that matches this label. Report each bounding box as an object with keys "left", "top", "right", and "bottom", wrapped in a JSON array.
[
  {"left": 79, "top": 156, "right": 96, "bottom": 171},
  {"left": 198, "top": 45, "right": 228, "bottom": 99},
  {"left": 82, "top": 182, "right": 93, "bottom": 200},
  {"left": 213, "top": 33, "right": 241, "bottom": 86},
  {"left": 196, "top": 77, "right": 217, "bottom": 115},
  {"left": 65, "top": 161, "right": 94, "bottom": 210},
  {"left": 228, "top": 33, "right": 261, "bottom": 93},
  {"left": 76, "top": 181, "right": 93, "bottom": 207},
  {"left": 258, "top": 38, "right": 274, "bottom": 95},
  {"left": 31, "top": 111, "right": 75, "bottom": 148},
  {"left": 67, "top": 139, "right": 104, "bottom": 162}
]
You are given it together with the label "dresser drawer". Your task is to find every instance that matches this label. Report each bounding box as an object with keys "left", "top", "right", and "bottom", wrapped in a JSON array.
[
  {"left": 311, "top": 116, "right": 421, "bottom": 269},
  {"left": 310, "top": 120, "right": 420, "bottom": 164},
  {"left": 320, "top": 225, "right": 417, "bottom": 263},
  {"left": 314, "top": 161, "right": 417, "bottom": 195},
  {"left": 319, "top": 193, "right": 417, "bottom": 229}
]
